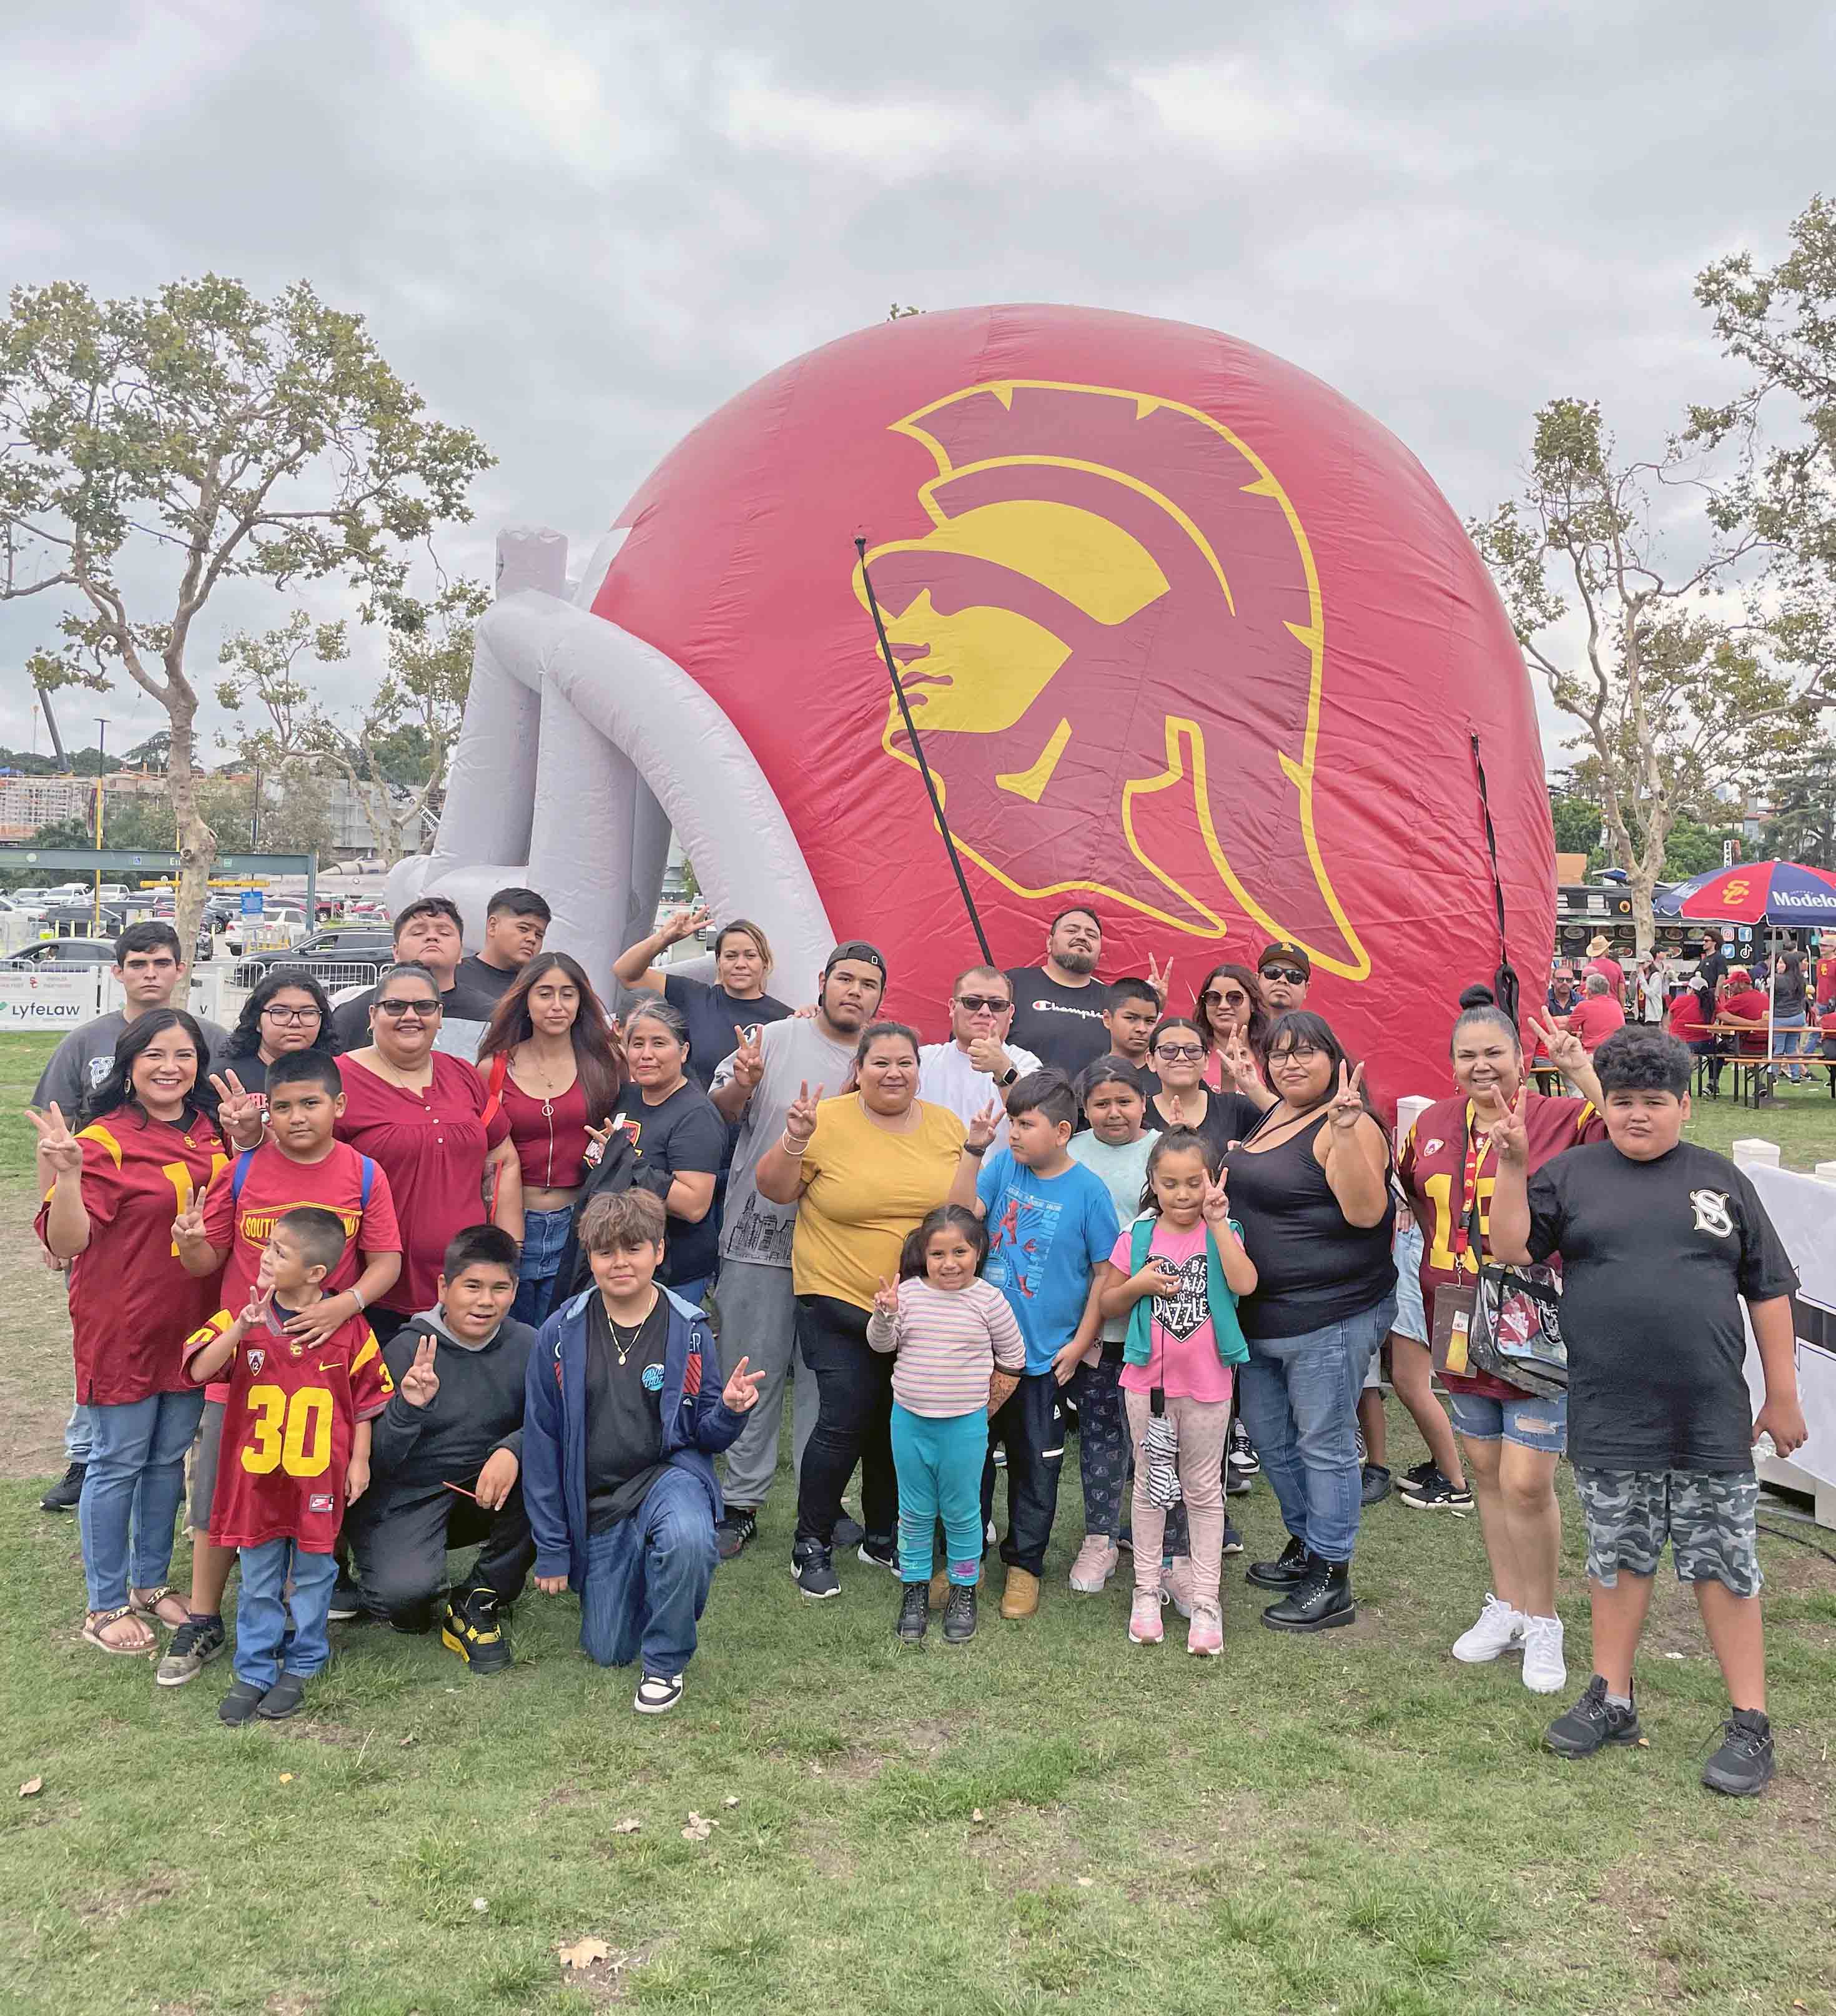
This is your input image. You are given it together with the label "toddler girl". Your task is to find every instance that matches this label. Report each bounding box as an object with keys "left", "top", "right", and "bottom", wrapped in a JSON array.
[
  {"left": 1097, "top": 1129, "right": 1256, "bottom": 1656},
  {"left": 869, "top": 1205, "right": 1025, "bottom": 1646}
]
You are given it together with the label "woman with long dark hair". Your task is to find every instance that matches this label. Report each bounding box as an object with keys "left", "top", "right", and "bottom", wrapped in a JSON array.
[
  {"left": 616, "top": 995, "right": 728, "bottom": 1307},
  {"left": 1223, "top": 1010, "right": 1396, "bottom": 1634},
  {"left": 217, "top": 970, "right": 333, "bottom": 1098},
  {"left": 31, "top": 1010, "right": 228, "bottom": 1653},
  {"left": 1195, "top": 963, "right": 1272, "bottom": 1096},
  {"left": 613, "top": 910, "right": 791, "bottom": 1091},
  {"left": 1145, "top": 1015, "right": 1263, "bottom": 1160},
  {"left": 476, "top": 952, "right": 626, "bottom": 1323}
]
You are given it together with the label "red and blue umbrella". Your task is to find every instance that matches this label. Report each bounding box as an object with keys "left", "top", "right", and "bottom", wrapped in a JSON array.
[{"left": 1654, "top": 858, "right": 1836, "bottom": 926}]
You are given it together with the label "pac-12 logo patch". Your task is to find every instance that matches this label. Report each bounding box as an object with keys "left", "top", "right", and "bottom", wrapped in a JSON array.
[
  {"left": 246, "top": 1349, "right": 265, "bottom": 1375},
  {"left": 1690, "top": 1189, "right": 1734, "bottom": 1239}
]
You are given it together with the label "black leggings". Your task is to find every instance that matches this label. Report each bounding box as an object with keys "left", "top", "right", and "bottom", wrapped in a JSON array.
[{"left": 793, "top": 1295, "right": 896, "bottom": 1551}]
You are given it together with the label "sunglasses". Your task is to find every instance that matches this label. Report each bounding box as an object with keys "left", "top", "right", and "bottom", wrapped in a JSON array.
[
  {"left": 955, "top": 995, "right": 1011, "bottom": 1015},
  {"left": 261, "top": 1004, "right": 322, "bottom": 1024},
  {"left": 1260, "top": 966, "right": 1307, "bottom": 986},
  {"left": 1153, "top": 1043, "right": 1206, "bottom": 1062},
  {"left": 1202, "top": 988, "right": 1250, "bottom": 1008},
  {"left": 375, "top": 997, "right": 442, "bottom": 1018}
]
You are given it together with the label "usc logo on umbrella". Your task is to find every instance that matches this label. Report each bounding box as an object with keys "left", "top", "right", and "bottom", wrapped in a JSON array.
[{"left": 853, "top": 379, "right": 1368, "bottom": 979}]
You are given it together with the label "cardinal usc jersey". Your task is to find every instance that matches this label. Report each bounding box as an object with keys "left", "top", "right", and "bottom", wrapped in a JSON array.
[
  {"left": 1398, "top": 1093, "right": 1605, "bottom": 1396},
  {"left": 187, "top": 1306, "right": 392, "bottom": 1551},
  {"left": 1815, "top": 954, "right": 1836, "bottom": 1011},
  {"left": 37, "top": 1112, "right": 227, "bottom": 1405}
]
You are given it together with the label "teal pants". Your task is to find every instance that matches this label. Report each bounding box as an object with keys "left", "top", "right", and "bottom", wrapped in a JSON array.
[{"left": 891, "top": 1402, "right": 986, "bottom": 1584}]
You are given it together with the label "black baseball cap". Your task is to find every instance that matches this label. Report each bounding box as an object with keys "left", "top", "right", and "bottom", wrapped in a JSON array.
[
  {"left": 1256, "top": 941, "right": 1311, "bottom": 977},
  {"left": 824, "top": 941, "right": 889, "bottom": 981}
]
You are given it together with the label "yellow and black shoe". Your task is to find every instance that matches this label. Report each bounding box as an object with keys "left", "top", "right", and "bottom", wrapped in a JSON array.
[{"left": 440, "top": 1588, "right": 512, "bottom": 1675}]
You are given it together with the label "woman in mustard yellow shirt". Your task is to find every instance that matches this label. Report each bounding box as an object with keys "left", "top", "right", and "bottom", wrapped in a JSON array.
[{"left": 756, "top": 1019, "right": 995, "bottom": 1597}]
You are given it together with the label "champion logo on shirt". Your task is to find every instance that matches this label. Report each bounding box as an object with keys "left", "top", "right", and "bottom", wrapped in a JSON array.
[{"left": 1031, "top": 997, "right": 1105, "bottom": 1022}]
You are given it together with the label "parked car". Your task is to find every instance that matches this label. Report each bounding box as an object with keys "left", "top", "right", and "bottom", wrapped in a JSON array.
[
  {"left": 233, "top": 925, "right": 393, "bottom": 987},
  {"left": 41, "top": 900, "right": 132, "bottom": 937},
  {"left": 4, "top": 937, "right": 118, "bottom": 969},
  {"left": 224, "top": 904, "right": 308, "bottom": 955}
]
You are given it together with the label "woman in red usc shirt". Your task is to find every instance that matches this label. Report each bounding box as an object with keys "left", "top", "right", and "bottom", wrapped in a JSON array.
[
  {"left": 335, "top": 962, "right": 522, "bottom": 1342},
  {"left": 1397, "top": 991, "right": 1606, "bottom": 1696},
  {"left": 1719, "top": 970, "right": 1772, "bottom": 1056},
  {"left": 31, "top": 1010, "right": 228, "bottom": 1654}
]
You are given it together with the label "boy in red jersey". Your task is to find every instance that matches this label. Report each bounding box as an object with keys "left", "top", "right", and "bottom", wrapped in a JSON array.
[
  {"left": 185, "top": 1207, "right": 392, "bottom": 1724},
  {"left": 163, "top": 1050, "right": 402, "bottom": 1687}
]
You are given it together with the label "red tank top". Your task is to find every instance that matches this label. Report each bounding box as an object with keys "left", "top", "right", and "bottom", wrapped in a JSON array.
[{"left": 501, "top": 1074, "right": 591, "bottom": 1189}]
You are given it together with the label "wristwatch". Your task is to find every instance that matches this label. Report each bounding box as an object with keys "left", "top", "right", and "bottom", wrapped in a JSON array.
[{"left": 995, "top": 1065, "right": 1019, "bottom": 1088}]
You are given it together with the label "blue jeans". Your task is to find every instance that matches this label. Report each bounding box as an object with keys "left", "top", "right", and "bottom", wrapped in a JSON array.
[
  {"left": 1236, "top": 1294, "right": 1396, "bottom": 1565},
  {"left": 891, "top": 1401, "right": 986, "bottom": 1583},
  {"left": 79, "top": 1388, "right": 206, "bottom": 1611},
  {"left": 578, "top": 1468, "right": 716, "bottom": 1674},
  {"left": 66, "top": 1398, "right": 92, "bottom": 1463},
  {"left": 511, "top": 1204, "right": 575, "bottom": 1327},
  {"left": 234, "top": 1538, "right": 339, "bottom": 1687},
  {"left": 667, "top": 1274, "right": 712, "bottom": 1311},
  {"left": 1772, "top": 1008, "right": 1808, "bottom": 1082}
]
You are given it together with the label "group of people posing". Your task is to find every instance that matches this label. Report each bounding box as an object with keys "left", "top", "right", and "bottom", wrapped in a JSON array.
[{"left": 26, "top": 897, "right": 1810, "bottom": 1795}]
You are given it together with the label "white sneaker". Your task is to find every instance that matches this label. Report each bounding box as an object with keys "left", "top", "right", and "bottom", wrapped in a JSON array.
[
  {"left": 1068, "top": 1535, "right": 1118, "bottom": 1594},
  {"left": 1520, "top": 1613, "right": 1567, "bottom": 1695},
  {"left": 1451, "top": 1591, "right": 1526, "bottom": 1664}
]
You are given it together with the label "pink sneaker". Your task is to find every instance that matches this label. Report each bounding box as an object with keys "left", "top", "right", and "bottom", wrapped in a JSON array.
[
  {"left": 1161, "top": 1556, "right": 1195, "bottom": 1619},
  {"left": 1069, "top": 1535, "right": 1118, "bottom": 1594},
  {"left": 1187, "top": 1601, "right": 1223, "bottom": 1658},
  {"left": 1128, "top": 1589, "right": 1164, "bottom": 1644}
]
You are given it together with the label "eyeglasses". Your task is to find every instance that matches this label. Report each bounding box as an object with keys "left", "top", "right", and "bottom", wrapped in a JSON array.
[
  {"left": 1260, "top": 966, "right": 1307, "bottom": 986},
  {"left": 262, "top": 1004, "right": 322, "bottom": 1024},
  {"left": 1269, "top": 1041, "right": 1325, "bottom": 1064},
  {"left": 955, "top": 995, "right": 1010, "bottom": 1015},
  {"left": 375, "top": 997, "right": 442, "bottom": 1018},
  {"left": 1202, "top": 989, "right": 1250, "bottom": 1008},
  {"left": 1153, "top": 1044, "right": 1205, "bottom": 1062}
]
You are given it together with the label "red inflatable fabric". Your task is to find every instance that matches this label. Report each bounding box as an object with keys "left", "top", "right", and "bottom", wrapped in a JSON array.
[{"left": 595, "top": 304, "right": 1552, "bottom": 1109}]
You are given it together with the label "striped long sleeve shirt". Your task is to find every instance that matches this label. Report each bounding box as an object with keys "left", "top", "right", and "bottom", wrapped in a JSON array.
[{"left": 867, "top": 1277, "right": 1027, "bottom": 1419}]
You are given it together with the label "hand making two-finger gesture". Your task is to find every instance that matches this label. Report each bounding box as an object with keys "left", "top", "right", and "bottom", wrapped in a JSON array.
[
  {"left": 1526, "top": 1012, "right": 1584, "bottom": 1074},
  {"left": 1201, "top": 1173, "right": 1231, "bottom": 1226},
  {"left": 782, "top": 1080, "right": 823, "bottom": 1150},
  {"left": 723, "top": 1353, "right": 764, "bottom": 1413},
  {"left": 667, "top": 904, "right": 712, "bottom": 944},
  {"left": 872, "top": 1273, "right": 901, "bottom": 1321},
  {"left": 966, "top": 1097, "right": 1003, "bottom": 1153},
  {"left": 210, "top": 1070, "right": 264, "bottom": 1144},
  {"left": 731, "top": 1022, "right": 765, "bottom": 1090},
  {"left": 1488, "top": 1087, "right": 1530, "bottom": 1168},
  {"left": 238, "top": 1283, "right": 275, "bottom": 1331},
  {"left": 172, "top": 1177, "right": 211, "bottom": 1251},
  {"left": 1147, "top": 951, "right": 1175, "bottom": 1003},
  {"left": 27, "top": 1102, "right": 84, "bottom": 1177},
  {"left": 399, "top": 1334, "right": 441, "bottom": 1408},
  {"left": 1219, "top": 1034, "right": 1263, "bottom": 1097},
  {"left": 1326, "top": 1060, "right": 1367, "bottom": 1132}
]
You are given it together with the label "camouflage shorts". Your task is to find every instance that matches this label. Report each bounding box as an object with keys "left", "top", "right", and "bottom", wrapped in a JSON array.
[{"left": 1571, "top": 1466, "right": 1762, "bottom": 1597}]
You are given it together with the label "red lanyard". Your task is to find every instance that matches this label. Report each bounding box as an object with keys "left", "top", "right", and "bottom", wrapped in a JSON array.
[{"left": 1450, "top": 1112, "right": 1492, "bottom": 1262}]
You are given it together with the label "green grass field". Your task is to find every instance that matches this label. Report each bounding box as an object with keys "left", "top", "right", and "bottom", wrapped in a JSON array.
[{"left": 3, "top": 1031, "right": 1834, "bottom": 2015}]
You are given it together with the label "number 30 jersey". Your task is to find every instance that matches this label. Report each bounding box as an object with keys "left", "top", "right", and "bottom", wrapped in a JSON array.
[{"left": 186, "top": 1305, "right": 393, "bottom": 1551}]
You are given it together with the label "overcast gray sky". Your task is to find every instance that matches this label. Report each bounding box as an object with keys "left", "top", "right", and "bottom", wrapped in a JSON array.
[{"left": 2, "top": 0, "right": 1830, "bottom": 769}]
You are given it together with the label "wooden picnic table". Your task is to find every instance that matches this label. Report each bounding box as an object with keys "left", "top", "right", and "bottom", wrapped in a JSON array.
[{"left": 1699, "top": 1020, "right": 1836, "bottom": 1107}]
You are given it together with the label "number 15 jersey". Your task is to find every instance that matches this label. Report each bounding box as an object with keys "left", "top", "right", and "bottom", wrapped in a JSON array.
[{"left": 185, "top": 1305, "right": 393, "bottom": 1551}]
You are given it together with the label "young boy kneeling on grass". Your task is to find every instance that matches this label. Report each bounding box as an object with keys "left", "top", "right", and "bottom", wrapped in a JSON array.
[
  {"left": 1487, "top": 1025, "right": 1807, "bottom": 1796},
  {"left": 184, "top": 1207, "right": 392, "bottom": 1726},
  {"left": 523, "top": 1190, "right": 763, "bottom": 1714}
]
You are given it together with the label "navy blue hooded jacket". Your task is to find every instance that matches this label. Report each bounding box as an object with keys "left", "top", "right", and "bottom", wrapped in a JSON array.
[{"left": 523, "top": 1284, "right": 746, "bottom": 1587}]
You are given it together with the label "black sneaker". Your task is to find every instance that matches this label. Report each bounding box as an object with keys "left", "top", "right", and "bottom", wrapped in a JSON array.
[
  {"left": 1396, "top": 1458, "right": 1439, "bottom": 1498},
  {"left": 1224, "top": 1467, "right": 1253, "bottom": 1498},
  {"left": 1701, "top": 1709, "right": 1774, "bottom": 1797},
  {"left": 1245, "top": 1535, "right": 1310, "bottom": 1589},
  {"left": 1261, "top": 1556, "right": 1356, "bottom": 1633},
  {"left": 634, "top": 1671, "right": 684, "bottom": 1714},
  {"left": 833, "top": 1513, "right": 866, "bottom": 1549},
  {"left": 1544, "top": 1676, "right": 1641, "bottom": 1758},
  {"left": 1361, "top": 1462, "right": 1393, "bottom": 1506},
  {"left": 858, "top": 1539, "right": 900, "bottom": 1576},
  {"left": 716, "top": 1508, "right": 758, "bottom": 1560},
  {"left": 327, "top": 1573, "right": 362, "bottom": 1621},
  {"left": 942, "top": 1584, "right": 977, "bottom": 1644},
  {"left": 217, "top": 1680, "right": 267, "bottom": 1726},
  {"left": 896, "top": 1581, "right": 930, "bottom": 1642},
  {"left": 1227, "top": 1420, "right": 1260, "bottom": 1475},
  {"left": 257, "top": 1674, "right": 308, "bottom": 1720},
  {"left": 1398, "top": 1468, "right": 1473, "bottom": 1512},
  {"left": 39, "top": 1461, "right": 85, "bottom": 1513},
  {"left": 1221, "top": 1519, "right": 1244, "bottom": 1557},
  {"left": 441, "top": 1588, "right": 512, "bottom": 1674},
  {"left": 791, "top": 1539, "right": 840, "bottom": 1599},
  {"left": 155, "top": 1614, "right": 227, "bottom": 1688}
]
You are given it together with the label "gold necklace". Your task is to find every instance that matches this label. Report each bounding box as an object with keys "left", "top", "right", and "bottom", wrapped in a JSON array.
[{"left": 606, "top": 1292, "right": 656, "bottom": 1364}]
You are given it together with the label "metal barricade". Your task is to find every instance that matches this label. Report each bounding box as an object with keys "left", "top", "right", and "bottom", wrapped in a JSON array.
[{"left": 232, "top": 958, "right": 384, "bottom": 994}]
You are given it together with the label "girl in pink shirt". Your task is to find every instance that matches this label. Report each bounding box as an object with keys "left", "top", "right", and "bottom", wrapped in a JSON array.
[{"left": 1097, "top": 1131, "right": 1256, "bottom": 1657}]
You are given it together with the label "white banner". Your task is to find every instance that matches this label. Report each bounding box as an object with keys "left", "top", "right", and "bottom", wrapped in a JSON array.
[
  {"left": 1740, "top": 1161, "right": 1836, "bottom": 1527},
  {"left": 0, "top": 967, "right": 107, "bottom": 1029}
]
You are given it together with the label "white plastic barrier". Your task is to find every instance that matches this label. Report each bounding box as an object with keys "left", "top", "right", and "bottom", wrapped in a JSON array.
[{"left": 0, "top": 967, "right": 107, "bottom": 1029}]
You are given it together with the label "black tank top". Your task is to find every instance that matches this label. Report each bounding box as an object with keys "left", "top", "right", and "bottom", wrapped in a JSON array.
[{"left": 1224, "top": 1108, "right": 1396, "bottom": 1340}]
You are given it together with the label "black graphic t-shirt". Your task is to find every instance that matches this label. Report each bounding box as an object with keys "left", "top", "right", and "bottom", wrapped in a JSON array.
[
  {"left": 1524, "top": 1140, "right": 1798, "bottom": 1471},
  {"left": 1004, "top": 969, "right": 1112, "bottom": 1080}
]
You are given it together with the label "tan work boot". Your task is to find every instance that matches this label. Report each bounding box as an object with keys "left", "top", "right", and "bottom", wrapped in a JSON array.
[
  {"left": 928, "top": 1569, "right": 950, "bottom": 1608},
  {"left": 1000, "top": 1567, "right": 1041, "bottom": 1619}
]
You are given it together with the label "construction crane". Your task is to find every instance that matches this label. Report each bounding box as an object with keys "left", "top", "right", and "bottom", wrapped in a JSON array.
[{"left": 38, "top": 689, "right": 73, "bottom": 774}]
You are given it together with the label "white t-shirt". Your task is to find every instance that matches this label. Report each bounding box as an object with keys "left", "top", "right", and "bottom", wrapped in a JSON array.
[
  {"left": 1067, "top": 1129, "right": 1160, "bottom": 1342},
  {"left": 916, "top": 1039, "right": 1042, "bottom": 1145},
  {"left": 714, "top": 1016, "right": 857, "bottom": 1269}
]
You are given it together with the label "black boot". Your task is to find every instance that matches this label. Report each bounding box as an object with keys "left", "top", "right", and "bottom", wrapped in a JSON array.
[
  {"left": 1261, "top": 1555, "right": 1355, "bottom": 1632},
  {"left": 39, "top": 1461, "right": 85, "bottom": 1513},
  {"left": 896, "top": 1581, "right": 930, "bottom": 1642},
  {"left": 1245, "top": 1534, "right": 1310, "bottom": 1589},
  {"left": 942, "top": 1583, "right": 977, "bottom": 1644}
]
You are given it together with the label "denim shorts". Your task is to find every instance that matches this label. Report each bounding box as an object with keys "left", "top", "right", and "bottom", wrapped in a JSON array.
[
  {"left": 1448, "top": 1386, "right": 1567, "bottom": 1455},
  {"left": 1571, "top": 1465, "right": 1761, "bottom": 1596},
  {"left": 1389, "top": 1220, "right": 1428, "bottom": 1346}
]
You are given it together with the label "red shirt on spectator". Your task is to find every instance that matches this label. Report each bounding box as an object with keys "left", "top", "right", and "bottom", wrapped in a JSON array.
[
  {"left": 1666, "top": 989, "right": 1709, "bottom": 1042},
  {"left": 1567, "top": 992, "right": 1626, "bottom": 1052},
  {"left": 1584, "top": 954, "right": 1625, "bottom": 998},
  {"left": 1720, "top": 985, "right": 1772, "bottom": 1054}
]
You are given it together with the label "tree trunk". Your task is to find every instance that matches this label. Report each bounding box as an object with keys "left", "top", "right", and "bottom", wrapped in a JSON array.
[
  {"left": 1628, "top": 871, "right": 1657, "bottom": 957},
  {"left": 167, "top": 696, "right": 218, "bottom": 984}
]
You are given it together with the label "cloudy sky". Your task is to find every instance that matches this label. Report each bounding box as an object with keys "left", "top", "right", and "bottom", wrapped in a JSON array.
[{"left": 2, "top": 0, "right": 1830, "bottom": 769}]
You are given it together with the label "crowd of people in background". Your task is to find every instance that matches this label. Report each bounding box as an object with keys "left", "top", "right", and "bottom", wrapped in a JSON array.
[{"left": 22, "top": 894, "right": 1815, "bottom": 1799}]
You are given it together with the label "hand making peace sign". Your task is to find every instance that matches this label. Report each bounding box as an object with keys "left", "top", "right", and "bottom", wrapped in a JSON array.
[
  {"left": 1488, "top": 1086, "right": 1529, "bottom": 1168},
  {"left": 722, "top": 1353, "right": 764, "bottom": 1413},
  {"left": 1200, "top": 1172, "right": 1231, "bottom": 1226},
  {"left": 872, "top": 1274, "right": 901, "bottom": 1321},
  {"left": 27, "top": 1102, "right": 84, "bottom": 1177},
  {"left": 1524, "top": 1012, "right": 1585, "bottom": 1077},
  {"left": 398, "top": 1333, "right": 441, "bottom": 1408},
  {"left": 1147, "top": 952, "right": 1176, "bottom": 1003},
  {"left": 209, "top": 1070, "right": 264, "bottom": 1145},
  {"left": 1326, "top": 1059, "right": 1368, "bottom": 1133},
  {"left": 664, "top": 904, "right": 712, "bottom": 945},
  {"left": 965, "top": 1097, "right": 1003, "bottom": 1154},
  {"left": 730, "top": 1022, "right": 766, "bottom": 1092},
  {"left": 171, "top": 1176, "right": 212, "bottom": 1252},
  {"left": 782, "top": 1080, "right": 824, "bottom": 1149}
]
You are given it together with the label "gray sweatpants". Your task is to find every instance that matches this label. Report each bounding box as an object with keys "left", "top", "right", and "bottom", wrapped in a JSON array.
[{"left": 716, "top": 1258, "right": 818, "bottom": 1510}]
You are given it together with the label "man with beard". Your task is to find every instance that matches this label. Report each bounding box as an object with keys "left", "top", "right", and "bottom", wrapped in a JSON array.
[
  {"left": 706, "top": 944, "right": 889, "bottom": 1556},
  {"left": 1006, "top": 909, "right": 1112, "bottom": 1079},
  {"left": 919, "top": 967, "right": 1040, "bottom": 1145},
  {"left": 1256, "top": 941, "right": 1312, "bottom": 1020}
]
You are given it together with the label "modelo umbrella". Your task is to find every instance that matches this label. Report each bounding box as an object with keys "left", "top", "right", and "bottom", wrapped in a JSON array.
[{"left": 1654, "top": 859, "right": 1836, "bottom": 1082}]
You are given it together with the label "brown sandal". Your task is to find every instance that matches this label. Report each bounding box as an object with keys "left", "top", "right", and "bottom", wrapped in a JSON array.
[
  {"left": 83, "top": 1606, "right": 155, "bottom": 1655},
  {"left": 130, "top": 1585, "right": 189, "bottom": 1629}
]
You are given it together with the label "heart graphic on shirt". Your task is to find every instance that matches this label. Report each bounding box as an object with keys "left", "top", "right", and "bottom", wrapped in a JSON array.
[{"left": 1153, "top": 1253, "right": 1210, "bottom": 1341}]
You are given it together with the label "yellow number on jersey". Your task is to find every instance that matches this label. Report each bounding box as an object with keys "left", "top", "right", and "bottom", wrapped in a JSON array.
[
  {"left": 1421, "top": 1170, "right": 1496, "bottom": 1276},
  {"left": 240, "top": 1385, "right": 332, "bottom": 1478},
  {"left": 241, "top": 1385, "right": 287, "bottom": 1473}
]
